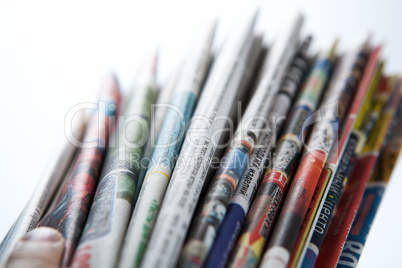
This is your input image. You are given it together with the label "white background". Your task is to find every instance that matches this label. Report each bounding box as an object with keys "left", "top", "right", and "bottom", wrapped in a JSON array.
[{"left": 0, "top": 0, "right": 401, "bottom": 267}]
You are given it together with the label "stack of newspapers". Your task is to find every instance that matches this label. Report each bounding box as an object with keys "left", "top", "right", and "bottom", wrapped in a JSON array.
[{"left": 1, "top": 11, "right": 401, "bottom": 268}]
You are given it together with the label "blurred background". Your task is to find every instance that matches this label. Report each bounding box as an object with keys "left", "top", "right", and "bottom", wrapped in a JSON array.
[{"left": 0, "top": 0, "right": 401, "bottom": 267}]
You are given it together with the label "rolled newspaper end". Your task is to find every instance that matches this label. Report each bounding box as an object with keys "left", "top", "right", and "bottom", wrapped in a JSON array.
[
  {"left": 117, "top": 20, "right": 216, "bottom": 268},
  {"left": 70, "top": 52, "right": 158, "bottom": 268},
  {"left": 208, "top": 35, "right": 312, "bottom": 268},
  {"left": 38, "top": 73, "right": 122, "bottom": 267},
  {"left": 140, "top": 9, "right": 259, "bottom": 268},
  {"left": 228, "top": 38, "right": 335, "bottom": 268},
  {"left": 180, "top": 13, "right": 304, "bottom": 268},
  {"left": 287, "top": 37, "right": 371, "bottom": 268},
  {"left": 300, "top": 47, "right": 383, "bottom": 268}
]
